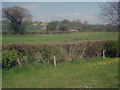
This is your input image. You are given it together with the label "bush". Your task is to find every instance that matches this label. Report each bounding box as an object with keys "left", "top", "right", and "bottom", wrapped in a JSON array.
[
  {"left": 28, "top": 46, "right": 58, "bottom": 63},
  {"left": 85, "top": 42, "right": 104, "bottom": 58},
  {"left": 35, "top": 46, "right": 64, "bottom": 64},
  {"left": 2, "top": 50, "right": 18, "bottom": 68},
  {"left": 46, "top": 21, "right": 57, "bottom": 31},
  {"left": 59, "top": 24, "right": 69, "bottom": 31},
  {"left": 105, "top": 40, "right": 118, "bottom": 57}
]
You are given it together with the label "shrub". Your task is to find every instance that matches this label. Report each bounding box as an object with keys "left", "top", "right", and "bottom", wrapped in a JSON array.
[
  {"left": 36, "top": 46, "right": 56, "bottom": 63},
  {"left": 85, "top": 42, "right": 104, "bottom": 58},
  {"left": 35, "top": 46, "right": 64, "bottom": 64},
  {"left": 59, "top": 24, "right": 69, "bottom": 31},
  {"left": 105, "top": 40, "right": 118, "bottom": 57},
  {"left": 2, "top": 50, "right": 18, "bottom": 68},
  {"left": 46, "top": 21, "right": 57, "bottom": 31}
]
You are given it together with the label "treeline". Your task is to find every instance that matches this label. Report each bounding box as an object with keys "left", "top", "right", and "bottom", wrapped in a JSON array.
[
  {"left": 47, "top": 19, "right": 88, "bottom": 31},
  {"left": 46, "top": 19, "right": 118, "bottom": 32},
  {"left": 2, "top": 19, "right": 118, "bottom": 35}
]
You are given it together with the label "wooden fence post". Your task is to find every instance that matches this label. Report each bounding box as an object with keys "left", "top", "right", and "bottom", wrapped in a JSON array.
[
  {"left": 17, "top": 57, "right": 22, "bottom": 68},
  {"left": 42, "top": 60, "right": 45, "bottom": 64},
  {"left": 81, "top": 49, "right": 85, "bottom": 59},
  {"left": 54, "top": 55, "right": 56, "bottom": 66},
  {"left": 103, "top": 49, "right": 105, "bottom": 59}
]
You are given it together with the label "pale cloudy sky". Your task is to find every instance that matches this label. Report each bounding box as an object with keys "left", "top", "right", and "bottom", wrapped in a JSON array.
[
  {"left": 2, "top": 0, "right": 119, "bottom": 2},
  {"left": 2, "top": 2, "right": 109, "bottom": 24}
]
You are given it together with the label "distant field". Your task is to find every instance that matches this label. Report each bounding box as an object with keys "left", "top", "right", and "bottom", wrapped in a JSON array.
[
  {"left": 2, "top": 32, "right": 118, "bottom": 44},
  {"left": 2, "top": 58, "right": 118, "bottom": 88},
  {"left": 2, "top": 24, "right": 43, "bottom": 31},
  {"left": 1, "top": 24, "right": 106, "bottom": 32}
]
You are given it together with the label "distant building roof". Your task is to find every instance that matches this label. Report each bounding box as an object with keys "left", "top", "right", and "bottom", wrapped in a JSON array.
[{"left": 41, "top": 23, "right": 47, "bottom": 26}]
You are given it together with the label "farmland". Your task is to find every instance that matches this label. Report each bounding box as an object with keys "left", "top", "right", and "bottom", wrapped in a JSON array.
[
  {"left": 2, "top": 2, "right": 119, "bottom": 89},
  {"left": 2, "top": 32, "right": 118, "bottom": 44},
  {"left": 2, "top": 31, "right": 118, "bottom": 88}
]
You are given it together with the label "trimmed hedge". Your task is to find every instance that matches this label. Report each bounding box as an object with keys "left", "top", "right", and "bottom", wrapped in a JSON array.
[{"left": 2, "top": 40, "right": 118, "bottom": 68}]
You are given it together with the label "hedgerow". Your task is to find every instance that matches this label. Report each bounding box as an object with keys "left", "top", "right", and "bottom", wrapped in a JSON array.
[{"left": 2, "top": 40, "right": 118, "bottom": 68}]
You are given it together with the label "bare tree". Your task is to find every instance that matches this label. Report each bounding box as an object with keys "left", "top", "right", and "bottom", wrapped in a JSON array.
[
  {"left": 2, "top": 6, "right": 33, "bottom": 34},
  {"left": 100, "top": 2, "right": 119, "bottom": 26},
  {"left": 118, "top": 1, "right": 120, "bottom": 26}
]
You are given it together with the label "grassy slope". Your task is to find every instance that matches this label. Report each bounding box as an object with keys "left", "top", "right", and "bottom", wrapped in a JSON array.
[
  {"left": 2, "top": 58, "right": 118, "bottom": 88},
  {"left": 2, "top": 32, "right": 118, "bottom": 44}
]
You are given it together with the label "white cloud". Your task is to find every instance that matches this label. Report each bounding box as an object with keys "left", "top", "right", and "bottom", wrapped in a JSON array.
[
  {"left": 56, "top": 13, "right": 69, "bottom": 17},
  {"left": 82, "top": 16, "right": 94, "bottom": 21},
  {"left": 56, "top": 13, "right": 82, "bottom": 22},
  {"left": 20, "top": 4, "right": 40, "bottom": 10},
  {"left": 30, "top": 4, "right": 39, "bottom": 8},
  {"left": 57, "top": 12, "right": 81, "bottom": 17},
  {"left": 56, "top": 13, "right": 100, "bottom": 24},
  {"left": 81, "top": 15, "right": 101, "bottom": 24},
  {"left": 74, "top": 12, "right": 80, "bottom": 16}
]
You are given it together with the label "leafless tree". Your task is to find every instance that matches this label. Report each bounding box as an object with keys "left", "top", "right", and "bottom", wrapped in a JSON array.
[
  {"left": 100, "top": 2, "right": 119, "bottom": 26},
  {"left": 2, "top": 6, "right": 33, "bottom": 34}
]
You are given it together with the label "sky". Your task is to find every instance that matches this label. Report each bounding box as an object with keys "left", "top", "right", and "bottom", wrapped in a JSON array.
[
  {"left": 2, "top": 2, "right": 108, "bottom": 24},
  {"left": 1, "top": 0, "right": 119, "bottom": 2}
]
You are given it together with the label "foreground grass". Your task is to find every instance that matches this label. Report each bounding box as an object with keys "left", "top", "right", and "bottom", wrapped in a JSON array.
[
  {"left": 2, "top": 58, "right": 118, "bottom": 88},
  {"left": 2, "top": 32, "right": 118, "bottom": 44}
]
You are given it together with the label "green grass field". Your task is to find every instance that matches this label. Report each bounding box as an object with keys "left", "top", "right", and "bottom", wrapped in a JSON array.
[
  {"left": 2, "top": 58, "right": 118, "bottom": 88},
  {"left": 2, "top": 32, "right": 118, "bottom": 44}
]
